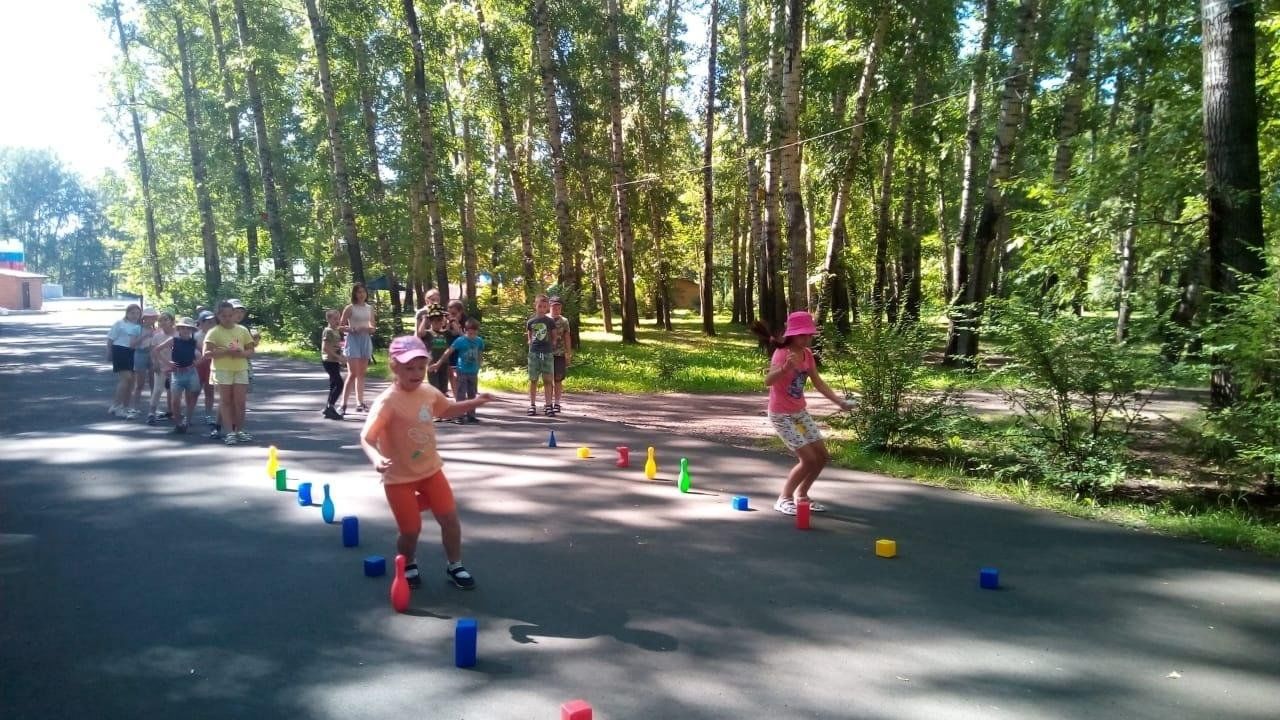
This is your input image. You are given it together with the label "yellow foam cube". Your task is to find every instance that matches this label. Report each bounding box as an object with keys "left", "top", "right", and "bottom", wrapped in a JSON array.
[
  {"left": 576, "top": 447, "right": 591, "bottom": 459},
  {"left": 875, "top": 539, "right": 897, "bottom": 558}
]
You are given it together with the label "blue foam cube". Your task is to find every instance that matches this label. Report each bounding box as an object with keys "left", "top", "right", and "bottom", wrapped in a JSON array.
[
  {"left": 980, "top": 567, "right": 1000, "bottom": 589},
  {"left": 731, "top": 496, "right": 750, "bottom": 511},
  {"left": 297, "top": 482, "right": 313, "bottom": 506},
  {"left": 364, "top": 555, "right": 386, "bottom": 577},
  {"left": 455, "top": 617, "right": 478, "bottom": 667}
]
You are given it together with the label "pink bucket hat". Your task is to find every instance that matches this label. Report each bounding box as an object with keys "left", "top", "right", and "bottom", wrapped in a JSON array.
[
  {"left": 782, "top": 311, "right": 818, "bottom": 338},
  {"left": 388, "top": 335, "right": 430, "bottom": 363}
]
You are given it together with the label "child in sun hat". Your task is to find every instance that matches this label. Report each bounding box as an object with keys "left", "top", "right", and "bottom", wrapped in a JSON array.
[
  {"left": 751, "top": 310, "right": 854, "bottom": 516},
  {"left": 360, "top": 335, "right": 495, "bottom": 591},
  {"left": 153, "top": 316, "right": 202, "bottom": 433}
]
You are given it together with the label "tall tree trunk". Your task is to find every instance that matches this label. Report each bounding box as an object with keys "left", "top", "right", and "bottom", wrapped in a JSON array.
[
  {"left": 108, "top": 0, "right": 163, "bottom": 293},
  {"left": 605, "top": 0, "right": 639, "bottom": 343},
  {"left": 476, "top": 2, "right": 536, "bottom": 302},
  {"left": 533, "top": 0, "right": 577, "bottom": 334},
  {"left": 737, "top": 0, "right": 770, "bottom": 329},
  {"left": 871, "top": 102, "right": 901, "bottom": 322},
  {"left": 304, "top": 0, "right": 363, "bottom": 283},
  {"left": 401, "top": 0, "right": 449, "bottom": 304},
  {"left": 1052, "top": 0, "right": 1097, "bottom": 184},
  {"left": 355, "top": 39, "right": 402, "bottom": 331},
  {"left": 1115, "top": 19, "right": 1154, "bottom": 342},
  {"left": 701, "top": 0, "right": 719, "bottom": 335},
  {"left": 821, "top": 6, "right": 888, "bottom": 333},
  {"left": 951, "top": 0, "right": 1038, "bottom": 362},
  {"left": 441, "top": 52, "right": 479, "bottom": 304},
  {"left": 900, "top": 163, "right": 924, "bottom": 323},
  {"left": 646, "top": 0, "right": 680, "bottom": 332},
  {"left": 745, "top": 208, "right": 756, "bottom": 323},
  {"left": 944, "top": 0, "right": 997, "bottom": 361},
  {"left": 761, "top": 1, "right": 786, "bottom": 321},
  {"left": 174, "top": 13, "right": 222, "bottom": 297},
  {"left": 231, "top": 0, "right": 289, "bottom": 281},
  {"left": 207, "top": 0, "right": 259, "bottom": 279},
  {"left": 1201, "top": 0, "right": 1265, "bottom": 406},
  {"left": 937, "top": 149, "right": 953, "bottom": 303},
  {"left": 582, "top": 178, "right": 615, "bottom": 333},
  {"left": 731, "top": 196, "right": 744, "bottom": 324},
  {"left": 459, "top": 75, "right": 479, "bottom": 304},
  {"left": 779, "top": 0, "right": 807, "bottom": 311}
]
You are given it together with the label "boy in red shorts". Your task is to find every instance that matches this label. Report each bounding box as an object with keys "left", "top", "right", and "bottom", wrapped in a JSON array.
[{"left": 360, "top": 335, "right": 494, "bottom": 590}]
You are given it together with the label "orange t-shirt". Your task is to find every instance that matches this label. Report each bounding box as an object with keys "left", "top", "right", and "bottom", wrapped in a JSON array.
[{"left": 361, "top": 383, "right": 451, "bottom": 484}]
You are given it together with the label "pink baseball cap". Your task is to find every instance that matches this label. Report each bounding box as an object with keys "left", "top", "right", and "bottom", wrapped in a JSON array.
[
  {"left": 782, "top": 311, "right": 818, "bottom": 338},
  {"left": 388, "top": 335, "right": 430, "bottom": 363}
]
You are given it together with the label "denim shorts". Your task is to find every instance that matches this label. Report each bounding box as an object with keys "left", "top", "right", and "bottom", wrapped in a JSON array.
[
  {"left": 345, "top": 333, "right": 373, "bottom": 360},
  {"left": 133, "top": 349, "right": 151, "bottom": 372},
  {"left": 171, "top": 366, "right": 201, "bottom": 394}
]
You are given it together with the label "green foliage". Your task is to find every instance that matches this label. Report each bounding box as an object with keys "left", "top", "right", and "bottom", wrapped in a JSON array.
[
  {"left": 1198, "top": 274, "right": 1280, "bottom": 485},
  {"left": 985, "top": 299, "right": 1161, "bottom": 496},
  {"left": 824, "top": 318, "right": 964, "bottom": 451},
  {"left": 473, "top": 301, "right": 533, "bottom": 371}
]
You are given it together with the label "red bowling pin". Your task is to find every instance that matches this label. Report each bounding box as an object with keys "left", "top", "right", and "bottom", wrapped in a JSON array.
[{"left": 390, "top": 554, "right": 410, "bottom": 613}]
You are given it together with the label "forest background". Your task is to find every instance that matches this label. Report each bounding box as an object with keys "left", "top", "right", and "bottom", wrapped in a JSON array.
[{"left": 1, "top": 0, "right": 1278, "bottom": 552}]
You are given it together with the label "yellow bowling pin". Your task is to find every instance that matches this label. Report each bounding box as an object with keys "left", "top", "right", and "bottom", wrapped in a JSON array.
[
  {"left": 644, "top": 446, "right": 658, "bottom": 480},
  {"left": 266, "top": 445, "right": 279, "bottom": 479}
]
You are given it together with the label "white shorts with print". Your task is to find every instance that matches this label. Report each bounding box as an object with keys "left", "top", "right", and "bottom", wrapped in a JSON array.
[{"left": 769, "top": 410, "right": 824, "bottom": 451}]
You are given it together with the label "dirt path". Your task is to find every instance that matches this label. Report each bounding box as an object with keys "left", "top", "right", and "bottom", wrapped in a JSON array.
[{"left": 529, "top": 387, "right": 1209, "bottom": 451}]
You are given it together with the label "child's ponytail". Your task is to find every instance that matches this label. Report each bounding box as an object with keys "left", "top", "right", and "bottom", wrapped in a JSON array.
[{"left": 749, "top": 321, "right": 786, "bottom": 355}]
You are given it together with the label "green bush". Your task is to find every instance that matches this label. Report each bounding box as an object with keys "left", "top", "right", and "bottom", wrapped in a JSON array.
[
  {"left": 1198, "top": 274, "right": 1280, "bottom": 488},
  {"left": 474, "top": 301, "right": 532, "bottom": 371},
  {"left": 985, "top": 299, "right": 1160, "bottom": 496},
  {"left": 826, "top": 318, "right": 964, "bottom": 451}
]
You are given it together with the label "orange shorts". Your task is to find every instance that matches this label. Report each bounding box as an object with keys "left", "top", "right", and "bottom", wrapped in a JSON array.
[{"left": 383, "top": 470, "right": 456, "bottom": 535}]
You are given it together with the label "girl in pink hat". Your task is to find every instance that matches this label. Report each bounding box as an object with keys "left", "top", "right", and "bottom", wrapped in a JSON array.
[{"left": 753, "top": 311, "right": 853, "bottom": 515}]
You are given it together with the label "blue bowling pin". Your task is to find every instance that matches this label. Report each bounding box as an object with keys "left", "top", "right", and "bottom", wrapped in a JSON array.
[{"left": 321, "top": 483, "right": 335, "bottom": 524}]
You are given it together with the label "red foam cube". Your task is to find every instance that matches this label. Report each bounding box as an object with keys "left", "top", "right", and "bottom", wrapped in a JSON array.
[{"left": 561, "top": 699, "right": 593, "bottom": 720}]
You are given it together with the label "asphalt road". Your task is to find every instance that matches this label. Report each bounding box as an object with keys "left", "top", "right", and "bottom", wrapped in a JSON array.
[{"left": 2, "top": 309, "right": 1278, "bottom": 720}]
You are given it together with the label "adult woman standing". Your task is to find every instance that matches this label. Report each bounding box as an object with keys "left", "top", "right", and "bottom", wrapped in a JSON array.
[{"left": 340, "top": 282, "right": 376, "bottom": 413}]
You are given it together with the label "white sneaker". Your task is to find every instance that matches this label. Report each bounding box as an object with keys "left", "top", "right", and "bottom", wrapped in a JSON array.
[
  {"left": 773, "top": 498, "right": 798, "bottom": 516},
  {"left": 124, "top": 409, "right": 140, "bottom": 420}
]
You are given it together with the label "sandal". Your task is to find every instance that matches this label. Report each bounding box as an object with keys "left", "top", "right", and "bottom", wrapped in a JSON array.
[
  {"left": 772, "top": 498, "right": 797, "bottom": 516},
  {"left": 527, "top": 405, "right": 537, "bottom": 416},
  {"left": 796, "top": 498, "right": 828, "bottom": 512},
  {"left": 447, "top": 563, "right": 476, "bottom": 590}
]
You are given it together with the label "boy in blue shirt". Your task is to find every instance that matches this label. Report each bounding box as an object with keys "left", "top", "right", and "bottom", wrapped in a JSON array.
[{"left": 433, "top": 318, "right": 485, "bottom": 424}]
